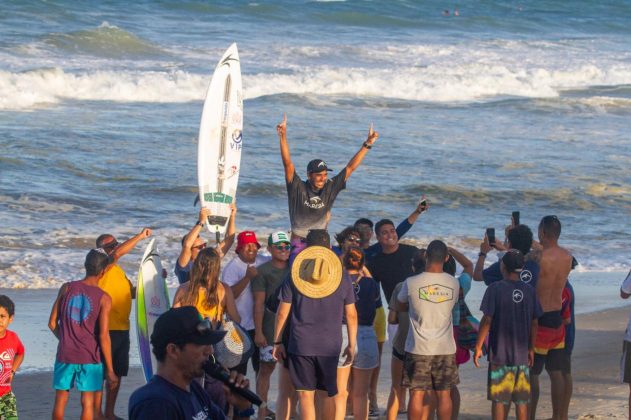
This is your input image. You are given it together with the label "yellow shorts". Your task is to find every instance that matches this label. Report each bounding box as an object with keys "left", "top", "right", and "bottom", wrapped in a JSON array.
[{"left": 373, "top": 306, "right": 387, "bottom": 343}]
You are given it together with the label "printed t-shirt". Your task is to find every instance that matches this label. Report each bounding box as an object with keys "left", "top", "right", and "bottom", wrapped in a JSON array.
[
  {"left": 280, "top": 276, "right": 355, "bottom": 357},
  {"left": 388, "top": 282, "right": 410, "bottom": 357},
  {"left": 286, "top": 168, "right": 347, "bottom": 238},
  {"left": 0, "top": 330, "right": 24, "bottom": 397},
  {"left": 57, "top": 281, "right": 105, "bottom": 364},
  {"left": 251, "top": 262, "right": 290, "bottom": 344},
  {"left": 98, "top": 264, "right": 132, "bottom": 330},
  {"left": 368, "top": 244, "right": 419, "bottom": 303},
  {"left": 345, "top": 273, "right": 382, "bottom": 326},
  {"left": 193, "top": 287, "right": 224, "bottom": 324},
  {"left": 174, "top": 261, "right": 192, "bottom": 285},
  {"left": 363, "top": 219, "right": 412, "bottom": 263},
  {"left": 480, "top": 279, "right": 543, "bottom": 366},
  {"left": 398, "top": 272, "right": 459, "bottom": 356},
  {"left": 483, "top": 258, "right": 540, "bottom": 289},
  {"left": 128, "top": 374, "right": 226, "bottom": 420},
  {"left": 452, "top": 272, "right": 472, "bottom": 327},
  {"left": 221, "top": 254, "right": 271, "bottom": 331}
]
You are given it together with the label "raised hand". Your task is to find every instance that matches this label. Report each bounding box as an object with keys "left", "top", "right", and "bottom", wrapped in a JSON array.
[
  {"left": 365, "top": 123, "right": 379, "bottom": 146},
  {"left": 276, "top": 113, "right": 287, "bottom": 138}
]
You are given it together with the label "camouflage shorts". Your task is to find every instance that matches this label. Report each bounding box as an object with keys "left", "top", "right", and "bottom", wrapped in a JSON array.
[
  {"left": 402, "top": 353, "right": 459, "bottom": 391},
  {"left": 0, "top": 391, "right": 18, "bottom": 420}
]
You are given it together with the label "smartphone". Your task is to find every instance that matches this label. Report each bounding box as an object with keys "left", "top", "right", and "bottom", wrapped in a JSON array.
[
  {"left": 486, "top": 228, "right": 496, "bottom": 245},
  {"left": 418, "top": 197, "right": 428, "bottom": 212},
  {"left": 512, "top": 211, "right": 520, "bottom": 226}
]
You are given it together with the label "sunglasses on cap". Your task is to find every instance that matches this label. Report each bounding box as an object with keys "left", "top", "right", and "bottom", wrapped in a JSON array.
[
  {"left": 192, "top": 242, "right": 207, "bottom": 251},
  {"left": 273, "top": 243, "right": 291, "bottom": 251}
]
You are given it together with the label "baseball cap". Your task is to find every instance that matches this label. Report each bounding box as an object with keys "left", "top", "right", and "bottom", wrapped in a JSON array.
[
  {"left": 502, "top": 249, "right": 525, "bottom": 273},
  {"left": 236, "top": 231, "right": 261, "bottom": 253},
  {"left": 307, "top": 159, "right": 332, "bottom": 173},
  {"left": 151, "top": 307, "right": 226, "bottom": 350},
  {"left": 268, "top": 231, "right": 290, "bottom": 246},
  {"left": 306, "top": 229, "right": 331, "bottom": 248}
]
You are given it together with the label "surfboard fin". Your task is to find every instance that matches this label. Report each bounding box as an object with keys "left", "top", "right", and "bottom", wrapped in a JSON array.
[
  {"left": 215, "top": 229, "right": 220, "bottom": 245},
  {"left": 193, "top": 195, "right": 200, "bottom": 206}
]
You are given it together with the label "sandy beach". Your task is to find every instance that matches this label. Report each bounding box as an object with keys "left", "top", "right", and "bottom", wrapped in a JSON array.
[{"left": 12, "top": 305, "right": 630, "bottom": 419}]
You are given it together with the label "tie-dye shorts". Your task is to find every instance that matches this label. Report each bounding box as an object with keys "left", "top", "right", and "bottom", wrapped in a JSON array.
[{"left": 487, "top": 364, "right": 531, "bottom": 405}]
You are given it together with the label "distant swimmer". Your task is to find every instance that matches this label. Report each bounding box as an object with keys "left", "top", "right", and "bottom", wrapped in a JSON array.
[
  {"left": 454, "top": 8, "right": 459, "bottom": 16},
  {"left": 443, "top": 9, "right": 450, "bottom": 16}
]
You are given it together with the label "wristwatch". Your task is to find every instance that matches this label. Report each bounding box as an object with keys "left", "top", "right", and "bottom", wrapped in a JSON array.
[
  {"left": 196, "top": 220, "right": 204, "bottom": 227},
  {"left": 363, "top": 141, "right": 372, "bottom": 149},
  {"left": 478, "top": 252, "right": 487, "bottom": 257}
]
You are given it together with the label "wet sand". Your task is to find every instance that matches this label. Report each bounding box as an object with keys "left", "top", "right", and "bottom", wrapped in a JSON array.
[{"left": 13, "top": 306, "right": 631, "bottom": 419}]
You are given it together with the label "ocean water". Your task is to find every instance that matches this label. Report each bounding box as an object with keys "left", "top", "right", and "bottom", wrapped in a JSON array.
[{"left": 1, "top": 0, "right": 631, "bottom": 290}]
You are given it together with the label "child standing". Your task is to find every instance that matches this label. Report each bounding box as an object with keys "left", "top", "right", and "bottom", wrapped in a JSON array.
[
  {"left": 0, "top": 295, "right": 24, "bottom": 420},
  {"left": 474, "top": 250, "right": 543, "bottom": 420}
]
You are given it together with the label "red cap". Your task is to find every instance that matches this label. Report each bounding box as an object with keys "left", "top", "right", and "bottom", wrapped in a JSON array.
[{"left": 236, "top": 231, "right": 261, "bottom": 253}]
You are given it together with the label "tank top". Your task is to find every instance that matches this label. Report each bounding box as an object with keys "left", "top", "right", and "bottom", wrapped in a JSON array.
[
  {"left": 98, "top": 264, "right": 132, "bottom": 330},
  {"left": 194, "top": 285, "right": 225, "bottom": 326},
  {"left": 56, "top": 281, "right": 105, "bottom": 364}
]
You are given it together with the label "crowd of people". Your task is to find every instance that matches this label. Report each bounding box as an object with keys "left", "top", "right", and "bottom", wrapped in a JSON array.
[{"left": 2, "top": 115, "right": 622, "bottom": 420}]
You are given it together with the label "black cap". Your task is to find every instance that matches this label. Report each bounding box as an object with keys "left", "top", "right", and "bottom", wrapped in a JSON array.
[
  {"left": 307, "top": 159, "right": 331, "bottom": 173},
  {"left": 502, "top": 249, "right": 525, "bottom": 273},
  {"left": 151, "top": 307, "right": 226, "bottom": 349},
  {"left": 306, "top": 229, "right": 331, "bottom": 248}
]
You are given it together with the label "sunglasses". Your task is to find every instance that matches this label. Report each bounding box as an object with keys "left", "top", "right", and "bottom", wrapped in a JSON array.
[
  {"left": 103, "top": 240, "right": 119, "bottom": 250},
  {"left": 192, "top": 242, "right": 207, "bottom": 251},
  {"left": 346, "top": 236, "right": 361, "bottom": 243},
  {"left": 273, "top": 244, "right": 291, "bottom": 251}
]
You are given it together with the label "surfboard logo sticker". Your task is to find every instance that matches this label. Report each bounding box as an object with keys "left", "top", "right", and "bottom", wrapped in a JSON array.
[
  {"left": 204, "top": 192, "right": 233, "bottom": 204},
  {"left": 231, "top": 111, "right": 242, "bottom": 125}
]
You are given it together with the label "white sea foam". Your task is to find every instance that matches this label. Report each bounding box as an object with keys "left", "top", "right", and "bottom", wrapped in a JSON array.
[{"left": 2, "top": 61, "right": 631, "bottom": 111}]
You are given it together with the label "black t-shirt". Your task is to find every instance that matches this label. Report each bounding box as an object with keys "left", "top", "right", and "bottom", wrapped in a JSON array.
[
  {"left": 129, "top": 375, "right": 227, "bottom": 420},
  {"left": 367, "top": 244, "right": 419, "bottom": 302},
  {"left": 286, "top": 168, "right": 347, "bottom": 238}
]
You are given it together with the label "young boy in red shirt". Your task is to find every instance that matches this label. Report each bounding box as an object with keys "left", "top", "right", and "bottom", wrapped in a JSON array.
[{"left": 0, "top": 295, "right": 25, "bottom": 420}]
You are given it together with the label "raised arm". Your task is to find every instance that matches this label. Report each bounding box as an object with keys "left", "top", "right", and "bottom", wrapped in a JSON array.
[
  {"left": 448, "top": 246, "right": 474, "bottom": 277},
  {"left": 112, "top": 227, "right": 152, "bottom": 262},
  {"left": 178, "top": 208, "right": 211, "bottom": 267},
  {"left": 473, "top": 236, "right": 493, "bottom": 282},
  {"left": 277, "top": 114, "right": 295, "bottom": 183},
  {"left": 218, "top": 203, "right": 237, "bottom": 258},
  {"left": 343, "top": 124, "right": 379, "bottom": 181}
]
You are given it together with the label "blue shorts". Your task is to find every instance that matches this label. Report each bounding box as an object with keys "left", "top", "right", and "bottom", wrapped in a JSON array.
[
  {"left": 353, "top": 325, "right": 379, "bottom": 370},
  {"left": 53, "top": 362, "right": 104, "bottom": 392}
]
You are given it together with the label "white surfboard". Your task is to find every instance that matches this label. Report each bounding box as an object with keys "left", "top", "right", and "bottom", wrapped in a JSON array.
[
  {"left": 136, "top": 238, "right": 170, "bottom": 383},
  {"left": 198, "top": 43, "right": 243, "bottom": 240}
]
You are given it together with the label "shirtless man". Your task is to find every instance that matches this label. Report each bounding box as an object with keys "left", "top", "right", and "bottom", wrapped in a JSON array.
[
  {"left": 530, "top": 215, "right": 573, "bottom": 420},
  {"left": 276, "top": 114, "right": 379, "bottom": 256}
]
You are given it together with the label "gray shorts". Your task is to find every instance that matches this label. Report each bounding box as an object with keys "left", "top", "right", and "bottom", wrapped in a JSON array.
[{"left": 353, "top": 325, "right": 379, "bottom": 370}]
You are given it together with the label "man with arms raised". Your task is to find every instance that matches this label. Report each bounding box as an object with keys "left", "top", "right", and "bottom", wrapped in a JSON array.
[
  {"left": 276, "top": 114, "right": 379, "bottom": 255},
  {"left": 530, "top": 215, "right": 573, "bottom": 420}
]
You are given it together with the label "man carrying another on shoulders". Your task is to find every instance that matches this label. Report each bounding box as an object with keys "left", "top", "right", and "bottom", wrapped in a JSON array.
[
  {"left": 95, "top": 227, "right": 152, "bottom": 420},
  {"left": 529, "top": 215, "right": 573, "bottom": 420},
  {"left": 276, "top": 114, "right": 379, "bottom": 257}
]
